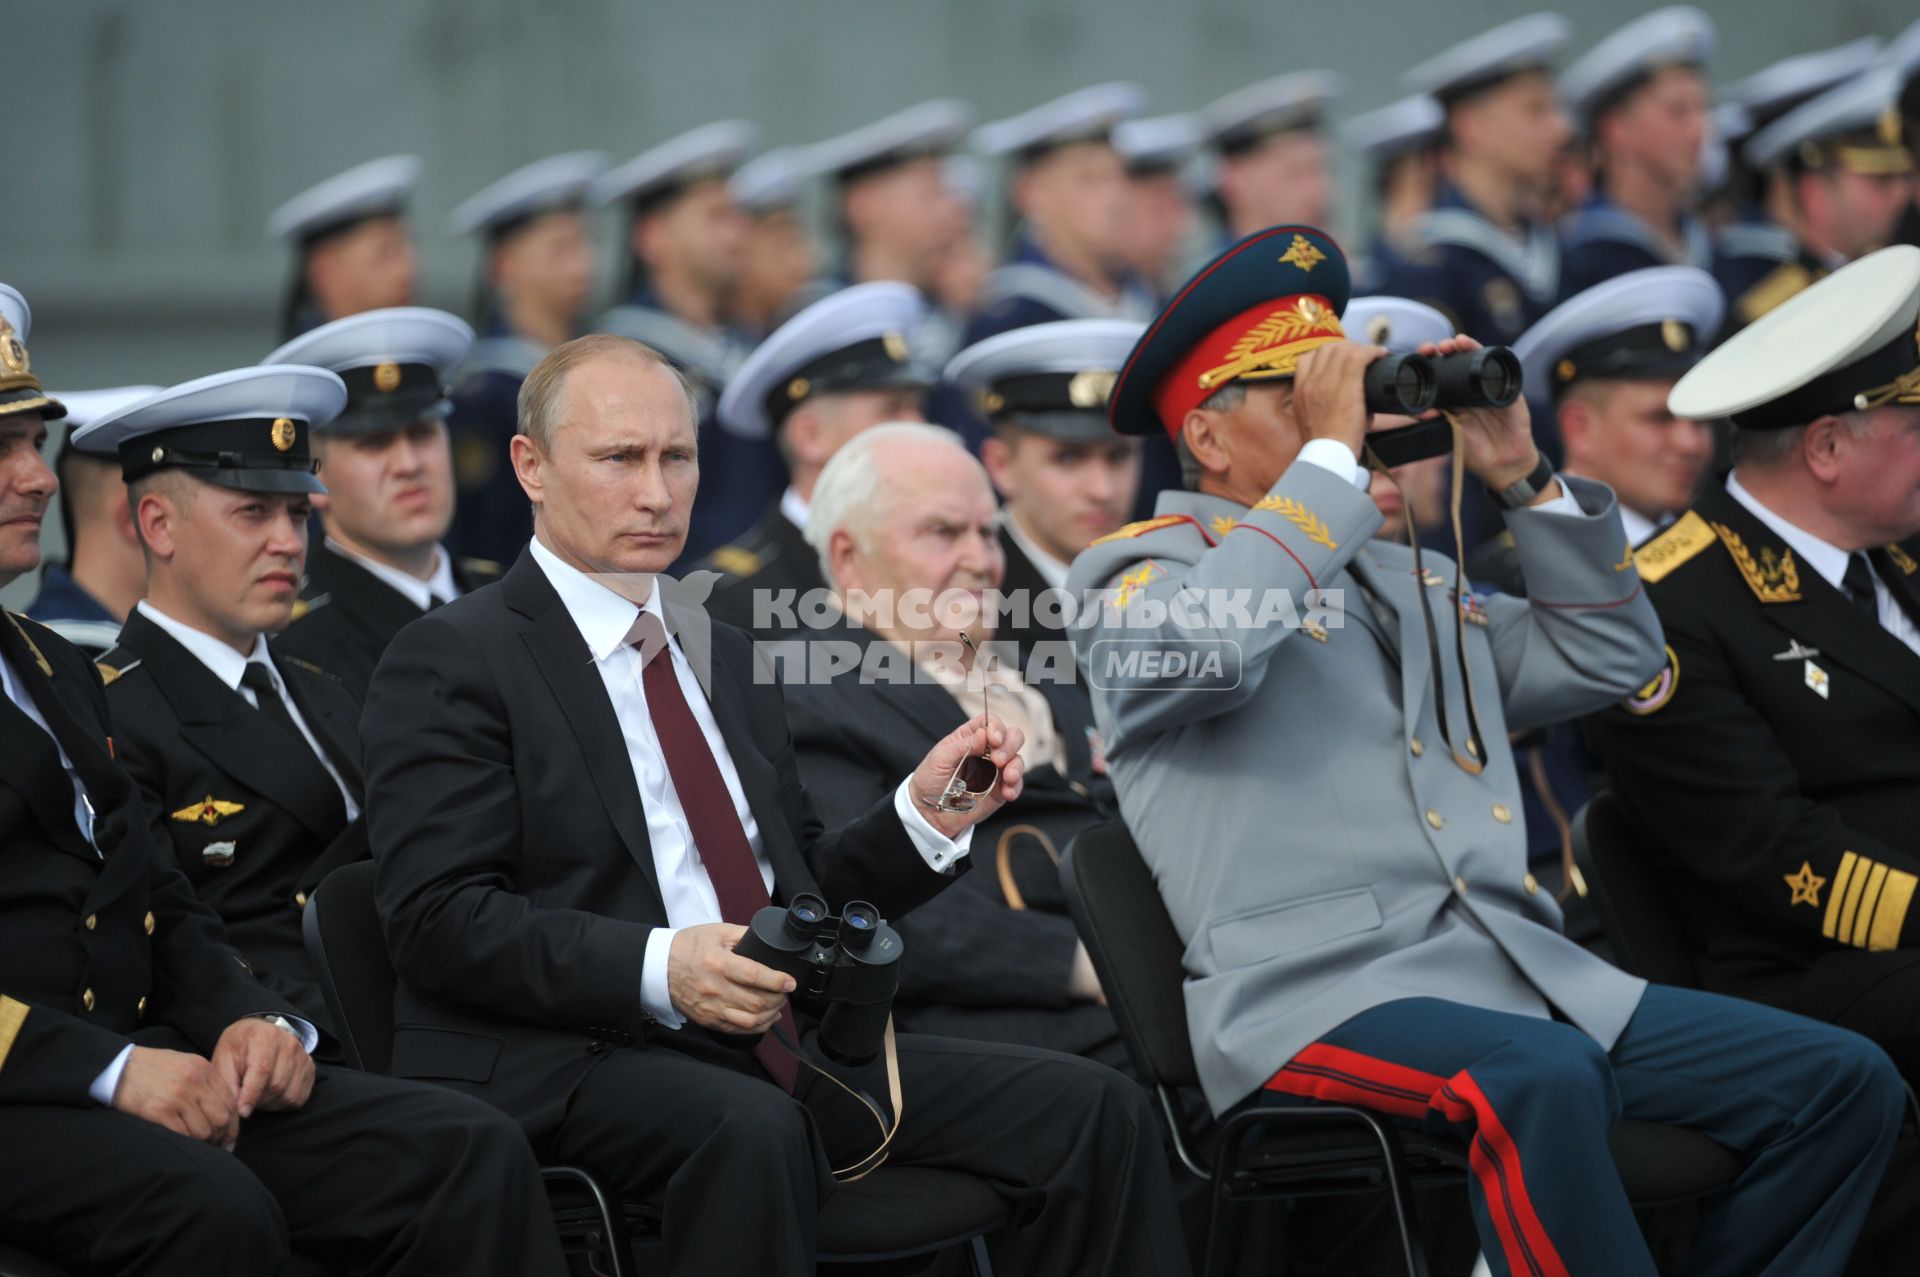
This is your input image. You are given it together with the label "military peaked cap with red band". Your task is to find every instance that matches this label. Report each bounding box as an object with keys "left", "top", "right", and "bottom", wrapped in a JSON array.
[{"left": 1108, "top": 224, "right": 1352, "bottom": 439}]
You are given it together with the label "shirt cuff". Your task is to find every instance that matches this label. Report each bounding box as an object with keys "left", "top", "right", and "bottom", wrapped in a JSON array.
[
  {"left": 1523, "top": 487, "right": 1582, "bottom": 517},
  {"left": 642, "top": 927, "right": 685, "bottom": 1029},
  {"left": 1296, "top": 438, "right": 1370, "bottom": 490},
  {"left": 894, "top": 778, "right": 974, "bottom": 874},
  {"left": 89, "top": 1044, "right": 134, "bottom": 1106},
  {"left": 249, "top": 1012, "right": 320, "bottom": 1055}
]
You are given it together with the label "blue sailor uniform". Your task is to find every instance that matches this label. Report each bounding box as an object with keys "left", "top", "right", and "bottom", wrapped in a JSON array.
[
  {"left": 1711, "top": 215, "right": 1827, "bottom": 336},
  {"left": 445, "top": 324, "right": 547, "bottom": 566},
  {"left": 1558, "top": 194, "right": 1714, "bottom": 300},
  {"left": 1375, "top": 185, "right": 1560, "bottom": 347}
]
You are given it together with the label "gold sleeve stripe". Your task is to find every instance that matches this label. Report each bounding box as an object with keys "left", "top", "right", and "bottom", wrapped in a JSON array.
[
  {"left": 1852, "top": 862, "right": 1891, "bottom": 949},
  {"left": 1837, "top": 857, "right": 1873, "bottom": 944},
  {"left": 0, "top": 995, "right": 27, "bottom": 1075},
  {"left": 1869, "top": 869, "right": 1918, "bottom": 952},
  {"left": 1823, "top": 852, "right": 1859, "bottom": 941}
]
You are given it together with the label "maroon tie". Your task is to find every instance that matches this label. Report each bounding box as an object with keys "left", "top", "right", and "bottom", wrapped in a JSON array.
[{"left": 631, "top": 612, "right": 799, "bottom": 1092}]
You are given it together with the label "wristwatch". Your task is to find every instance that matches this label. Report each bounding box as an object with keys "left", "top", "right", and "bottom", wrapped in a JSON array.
[
  {"left": 255, "top": 1013, "right": 302, "bottom": 1040},
  {"left": 1486, "top": 453, "right": 1556, "bottom": 510}
]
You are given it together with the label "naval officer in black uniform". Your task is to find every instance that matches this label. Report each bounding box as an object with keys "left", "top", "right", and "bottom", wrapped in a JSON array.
[
  {"left": 268, "top": 307, "right": 500, "bottom": 700},
  {"left": 81, "top": 366, "right": 372, "bottom": 1034},
  {"left": 0, "top": 303, "right": 565, "bottom": 1276}
]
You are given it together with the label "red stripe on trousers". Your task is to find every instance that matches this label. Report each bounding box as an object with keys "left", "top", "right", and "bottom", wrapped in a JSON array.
[{"left": 1436, "top": 1072, "right": 1571, "bottom": 1277}]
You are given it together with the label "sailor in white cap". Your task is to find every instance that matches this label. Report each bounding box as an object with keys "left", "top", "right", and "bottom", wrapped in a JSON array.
[
  {"left": 1113, "top": 114, "right": 1202, "bottom": 302},
  {"left": 1713, "top": 36, "right": 1889, "bottom": 298},
  {"left": 728, "top": 147, "right": 822, "bottom": 338},
  {"left": 1556, "top": 7, "right": 1716, "bottom": 297},
  {"left": 695, "top": 282, "right": 930, "bottom": 633},
  {"left": 590, "top": 121, "right": 771, "bottom": 557},
  {"left": 442, "top": 152, "right": 605, "bottom": 565},
  {"left": 1378, "top": 13, "right": 1573, "bottom": 346},
  {"left": 265, "top": 308, "right": 491, "bottom": 700},
  {"left": 1202, "top": 72, "right": 1344, "bottom": 244},
  {"left": 947, "top": 318, "right": 1144, "bottom": 659},
  {"left": 962, "top": 83, "right": 1157, "bottom": 357},
  {"left": 807, "top": 100, "right": 972, "bottom": 300},
  {"left": 1338, "top": 296, "right": 1455, "bottom": 543},
  {"left": 0, "top": 286, "right": 66, "bottom": 614},
  {"left": 1720, "top": 67, "right": 1914, "bottom": 333},
  {"left": 1343, "top": 95, "right": 1447, "bottom": 290},
  {"left": 1885, "top": 22, "right": 1920, "bottom": 249},
  {"left": 25, "top": 386, "right": 159, "bottom": 653},
  {"left": 1587, "top": 245, "right": 1920, "bottom": 1104},
  {"left": 265, "top": 155, "right": 420, "bottom": 341}
]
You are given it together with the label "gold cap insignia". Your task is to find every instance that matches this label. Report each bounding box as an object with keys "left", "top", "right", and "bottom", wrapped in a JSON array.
[
  {"left": 1555, "top": 358, "right": 1577, "bottom": 383},
  {"left": 0, "top": 316, "right": 27, "bottom": 378},
  {"left": 786, "top": 376, "right": 810, "bottom": 402},
  {"left": 882, "top": 330, "right": 910, "bottom": 363},
  {"left": 979, "top": 390, "right": 1006, "bottom": 415},
  {"left": 150, "top": 445, "right": 166, "bottom": 464},
  {"left": 1661, "top": 319, "right": 1689, "bottom": 353},
  {"left": 270, "top": 418, "right": 296, "bottom": 452},
  {"left": 1366, "top": 315, "right": 1393, "bottom": 346},
  {"left": 1279, "top": 234, "right": 1326, "bottom": 273},
  {"left": 373, "top": 362, "right": 402, "bottom": 393},
  {"left": 1068, "top": 369, "right": 1117, "bottom": 408}
]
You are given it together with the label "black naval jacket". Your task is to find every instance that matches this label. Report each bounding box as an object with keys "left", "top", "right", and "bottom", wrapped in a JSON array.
[
  {"left": 0, "top": 612, "right": 301, "bottom": 1106},
  {"left": 695, "top": 500, "right": 823, "bottom": 636},
  {"left": 276, "top": 543, "right": 502, "bottom": 701},
  {"left": 100, "top": 609, "right": 368, "bottom": 1029},
  {"left": 1585, "top": 479, "right": 1920, "bottom": 1016},
  {"left": 359, "top": 551, "right": 966, "bottom": 1133},
  {"left": 782, "top": 625, "right": 1121, "bottom": 1061},
  {"left": 993, "top": 525, "right": 1078, "bottom": 667}
]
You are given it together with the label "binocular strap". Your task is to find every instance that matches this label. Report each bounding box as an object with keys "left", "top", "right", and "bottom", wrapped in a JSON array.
[{"left": 771, "top": 1017, "right": 904, "bottom": 1183}]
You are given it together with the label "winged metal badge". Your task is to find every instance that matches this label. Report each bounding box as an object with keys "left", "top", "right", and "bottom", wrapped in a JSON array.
[{"left": 171, "top": 795, "right": 245, "bottom": 826}]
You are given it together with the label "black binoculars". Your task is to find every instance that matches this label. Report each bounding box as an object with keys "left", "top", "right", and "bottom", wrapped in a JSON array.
[
  {"left": 730, "top": 893, "right": 903, "bottom": 1066},
  {"left": 1361, "top": 346, "right": 1524, "bottom": 417}
]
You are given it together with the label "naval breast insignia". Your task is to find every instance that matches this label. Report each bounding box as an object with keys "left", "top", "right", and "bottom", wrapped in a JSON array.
[
  {"left": 1784, "top": 861, "right": 1826, "bottom": 908},
  {"left": 171, "top": 795, "right": 245, "bottom": 826},
  {"left": 1772, "top": 639, "right": 1820, "bottom": 662},
  {"left": 1804, "top": 660, "right": 1830, "bottom": 700},
  {"left": 201, "top": 840, "right": 238, "bottom": 868}
]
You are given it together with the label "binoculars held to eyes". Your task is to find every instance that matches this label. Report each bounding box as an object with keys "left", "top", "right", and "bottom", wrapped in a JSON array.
[
  {"left": 730, "top": 893, "right": 903, "bottom": 1066},
  {"left": 1361, "top": 347, "right": 1525, "bottom": 468}
]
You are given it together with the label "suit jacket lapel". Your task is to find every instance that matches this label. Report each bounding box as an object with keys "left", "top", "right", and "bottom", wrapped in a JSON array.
[
  {"left": 506, "top": 556, "right": 663, "bottom": 899},
  {"left": 119, "top": 612, "right": 346, "bottom": 839},
  {"left": 1699, "top": 488, "right": 1920, "bottom": 717}
]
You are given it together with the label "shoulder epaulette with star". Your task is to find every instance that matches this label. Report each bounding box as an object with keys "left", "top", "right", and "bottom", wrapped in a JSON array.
[{"left": 1088, "top": 514, "right": 1203, "bottom": 548}]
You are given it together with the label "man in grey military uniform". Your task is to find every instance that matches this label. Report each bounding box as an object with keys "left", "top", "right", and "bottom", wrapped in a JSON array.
[{"left": 1065, "top": 224, "right": 1903, "bottom": 1277}]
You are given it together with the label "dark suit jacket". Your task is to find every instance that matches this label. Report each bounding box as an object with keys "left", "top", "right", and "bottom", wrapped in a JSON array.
[
  {"left": 102, "top": 610, "right": 367, "bottom": 1028},
  {"left": 782, "top": 625, "right": 1121, "bottom": 1060},
  {"left": 993, "top": 525, "right": 1078, "bottom": 669},
  {"left": 1, "top": 611, "right": 300, "bottom": 1106},
  {"left": 359, "top": 550, "right": 965, "bottom": 1133},
  {"left": 277, "top": 544, "right": 502, "bottom": 701},
  {"left": 696, "top": 501, "right": 824, "bottom": 637},
  {"left": 1585, "top": 480, "right": 1920, "bottom": 1019}
]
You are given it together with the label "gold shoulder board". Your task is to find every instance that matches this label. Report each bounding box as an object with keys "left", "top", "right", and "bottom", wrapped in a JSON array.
[
  {"left": 1633, "top": 510, "right": 1716, "bottom": 584},
  {"left": 1736, "top": 263, "right": 1814, "bottom": 326},
  {"left": 1089, "top": 514, "right": 1191, "bottom": 548}
]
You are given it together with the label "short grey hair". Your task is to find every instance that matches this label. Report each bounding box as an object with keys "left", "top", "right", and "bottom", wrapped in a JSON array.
[
  {"left": 516, "top": 334, "right": 700, "bottom": 451},
  {"left": 1176, "top": 382, "right": 1248, "bottom": 489},
  {"left": 804, "top": 421, "right": 970, "bottom": 586},
  {"left": 1728, "top": 409, "right": 1873, "bottom": 470}
]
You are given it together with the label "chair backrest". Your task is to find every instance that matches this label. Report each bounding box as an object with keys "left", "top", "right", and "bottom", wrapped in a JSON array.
[
  {"left": 300, "top": 860, "right": 398, "bottom": 1073},
  {"left": 1060, "top": 821, "right": 1200, "bottom": 1089},
  {"left": 1572, "top": 792, "right": 1703, "bottom": 989}
]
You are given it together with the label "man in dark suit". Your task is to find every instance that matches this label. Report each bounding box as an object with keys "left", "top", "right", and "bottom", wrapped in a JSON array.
[
  {"left": 268, "top": 307, "right": 500, "bottom": 700},
  {"left": 1586, "top": 244, "right": 1920, "bottom": 1084},
  {"left": 947, "top": 318, "right": 1144, "bottom": 663},
  {"left": 697, "top": 281, "right": 929, "bottom": 634},
  {"left": 0, "top": 316, "right": 564, "bottom": 1274},
  {"left": 360, "top": 334, "right": 1189, "bottom": 1275},
  {"left": 782, "top": 422, "right": 1123, "bottom": 1066},
  {"left": 79, "top": 367, "right": 374, "bottom": 1034}
]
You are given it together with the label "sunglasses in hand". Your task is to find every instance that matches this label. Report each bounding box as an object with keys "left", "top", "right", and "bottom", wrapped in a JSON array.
[{"left": 930, "top": 632, "right": 1002, "bottom": 815}]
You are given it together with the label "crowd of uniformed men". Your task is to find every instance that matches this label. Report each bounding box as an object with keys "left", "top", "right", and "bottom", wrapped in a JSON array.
[{"left": 6, "top": 7, "right": 1920, "bottom": 1275}]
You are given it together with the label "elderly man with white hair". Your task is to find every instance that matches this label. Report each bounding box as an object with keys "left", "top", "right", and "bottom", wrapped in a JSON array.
[{"left": 782, "top": 423, "right": 1127, "bottom": 1066}]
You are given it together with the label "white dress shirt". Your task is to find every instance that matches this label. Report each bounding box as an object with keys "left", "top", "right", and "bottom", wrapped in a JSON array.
[
  {"left": 2, "top": 644, "right": 318, "bottom": 1103},
  {"left": 325, "top": 538, "right": 459, "bottom": 610},
  {"left": 1618, "top": 505, "right": 1658, "bottom": 550},
  {"left": 527, "top": 536, "right": 972, "bottom": 1029},
  {"left": 1726, "top": 472, "right": 1920, "bottom": 657},
  {"left": 1004, "top": 515, "right": 1072, "bottom": 590},
  {"left": 779, "top": 487, "right": 810, "bottom": 533},
  {"left": 136, "top": 602, "right": 360, "bottom": 821}
]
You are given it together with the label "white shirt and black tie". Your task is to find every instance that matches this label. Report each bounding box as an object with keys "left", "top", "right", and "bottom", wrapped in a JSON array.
[{"left": 325, "top": 537, "right": 459, "bottom": 611}]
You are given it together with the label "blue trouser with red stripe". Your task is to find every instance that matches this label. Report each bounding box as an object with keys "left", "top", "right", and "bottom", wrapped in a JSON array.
[{"left": 1261, "top": 986, "right": 1904, "bottom": 1277}]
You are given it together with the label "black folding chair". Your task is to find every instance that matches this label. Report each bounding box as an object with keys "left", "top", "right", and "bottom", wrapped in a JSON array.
[
  {"left": 1060, "top": 821, "right": 1745, "bottom": 1277},
  {"left": 304, "top": 860, "right": 1005, "bottom": 1275},
  {"left": 1571, "top": 791, "right": 1704, "bottom": 988}
]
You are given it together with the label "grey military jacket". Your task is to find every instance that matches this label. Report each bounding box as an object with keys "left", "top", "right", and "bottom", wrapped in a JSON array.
[{"left": 1064, "top": 459, "right": 1662, "bottom": 1113}]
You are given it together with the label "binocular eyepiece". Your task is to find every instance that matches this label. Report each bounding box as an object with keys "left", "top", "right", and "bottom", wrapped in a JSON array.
[
  {"left": 730, "top": 894, "right": 902, "bottom": 1065},
  {"left": 1361, "top": 347, "right": 1523, "bottom": 417}
]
